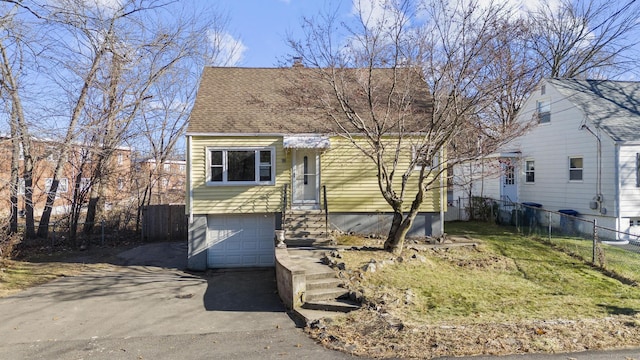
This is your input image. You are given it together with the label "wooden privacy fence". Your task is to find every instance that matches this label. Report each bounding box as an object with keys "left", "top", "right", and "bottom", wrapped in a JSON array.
[{"left": 142, "top": 204, "right": 187, "bottom": 242}]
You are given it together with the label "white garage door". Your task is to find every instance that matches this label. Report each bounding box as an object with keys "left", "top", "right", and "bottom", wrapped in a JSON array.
[{"left": 207, "top": 214, "right": 275, "bottom": 268}]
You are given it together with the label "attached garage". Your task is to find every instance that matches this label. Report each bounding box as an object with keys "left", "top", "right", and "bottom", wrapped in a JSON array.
[{"left": 207, "top": 214, "right": 275, "bottom": 268}]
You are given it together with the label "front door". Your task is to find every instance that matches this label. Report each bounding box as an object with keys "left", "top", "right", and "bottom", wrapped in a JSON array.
[
  {"left": 292, "top": 149, "right": 320, "bottom": 207},
  {"left": 501, "top": 163, "right": 517, "bottom": 203}
]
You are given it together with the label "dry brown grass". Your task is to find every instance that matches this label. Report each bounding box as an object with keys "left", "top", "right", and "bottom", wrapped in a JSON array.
[{"left": 309, "top": 224, "right": 640, "bottom": 358}]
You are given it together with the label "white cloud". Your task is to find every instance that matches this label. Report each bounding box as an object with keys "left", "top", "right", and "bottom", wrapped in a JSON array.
[
  {"left": 89, "top": 0, "right": 122, "bottom": 11},
  {"left": 209, "top": 31, "right": 247, "bottom": 66},
  {"left": 473, "top": 0, "right": 562, "bottom": 17},
  {"left": 352, "top": 0, "right": 405, "bottom": 31}
]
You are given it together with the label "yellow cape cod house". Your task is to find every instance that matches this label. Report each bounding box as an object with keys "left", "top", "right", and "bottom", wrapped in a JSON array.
[{"left": 186, "top": 67, "right": 444, "bottom": 270}]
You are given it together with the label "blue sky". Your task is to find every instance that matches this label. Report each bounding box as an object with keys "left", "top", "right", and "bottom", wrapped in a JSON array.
[{"left": 209, "top": 0, "right": 351, "bottom": 67}]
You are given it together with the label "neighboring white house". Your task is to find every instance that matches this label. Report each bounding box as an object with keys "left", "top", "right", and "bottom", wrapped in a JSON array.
[{"left": 452, "top": 78, "right": 640, "bottom": 240}]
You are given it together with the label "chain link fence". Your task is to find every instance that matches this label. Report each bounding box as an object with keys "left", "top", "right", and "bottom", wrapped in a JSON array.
[{"left": 449, "top": 197, "right": 640, "bottom": 285}]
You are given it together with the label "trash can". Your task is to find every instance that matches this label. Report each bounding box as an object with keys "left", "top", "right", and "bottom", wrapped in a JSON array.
[
  {"left": 558, "top": 209, "right": 579, "bottom": 235},
  {"left": 521, "top": 202, "right": 542, "bottom": 227}
]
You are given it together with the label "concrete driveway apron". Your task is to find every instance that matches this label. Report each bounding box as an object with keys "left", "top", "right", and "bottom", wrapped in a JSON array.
[{"left": 0, "top": 242, "right": 357, "bottom": 360}]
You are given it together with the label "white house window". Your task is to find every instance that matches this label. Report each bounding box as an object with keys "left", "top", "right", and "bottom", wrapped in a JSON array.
[
  {"left": 412, "top": 146, "right": 440, "bottom": 171},
  {"left": 525, "top": 160, "right": 535, "bottom": 183},
  {"left": 46, "top": 146, "right": 58, "bottom": 162},
  {"left": 45, "top": 178, "right": 68, "bottom": 194},
  {"left": 179, "top": 164, "right": 186, "bottom": 172},
  {"left": 18, "top": 178, "right": 25, "bottom": 195},
  {"left": 208, "top": 148, "right": 274, "bottom": 185},
  {"left": 117, "top": 153, "right": 124, "bottom": 165},
  {"left": 19, "top": 143, "right": 24, "bottom": 160},
  {"left": 536, "top": 100, "right": 550, "bottom": 124},
  {"left": 117, "top": 178, "right": 125, "bottom": 190},
  {"left": 569, "top": 157, "right": 583, "bottom": 181},
  {"left": 163, "top": 163, "right": 171, "bottom": 172},
  {"left": 80, "top": 177, "right": 91, "bottom": 191}
]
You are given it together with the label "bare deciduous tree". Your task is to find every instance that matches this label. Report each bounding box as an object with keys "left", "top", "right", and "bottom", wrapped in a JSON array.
[
  {"left": 288, "top": 0, "right": 525, "bottom": 253},
  {"left": 528, "top": 0, "right": 640, "bottom": 79},
  {"left": 0, "top": 4, "right": 39, "bottom": 237}
]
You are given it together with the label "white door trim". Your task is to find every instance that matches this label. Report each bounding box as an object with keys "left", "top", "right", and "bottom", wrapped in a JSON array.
[{"left": 291, "top": 149, "right": 320, "bottom": 208}]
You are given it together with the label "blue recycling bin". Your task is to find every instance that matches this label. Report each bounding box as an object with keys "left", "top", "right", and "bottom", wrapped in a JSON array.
[{"left": 558, "top": 209, "right": 579, "bottom": 234}]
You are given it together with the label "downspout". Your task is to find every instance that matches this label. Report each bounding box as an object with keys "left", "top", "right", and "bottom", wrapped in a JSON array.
[
  {"left": 580, "top": 124, "right": 603, "bottom": 212},
  {"left": 614, "top": 142, "right": 621, "bottom": 238},
  {"left": 187, "top": 135, "right": 193, "bottom": 224}
]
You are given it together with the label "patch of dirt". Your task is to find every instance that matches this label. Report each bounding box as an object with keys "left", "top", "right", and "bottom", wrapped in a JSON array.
[
  {"left": 307, "top": 309, "right": 640, "bottom": 358},
  {"left": 429, "top": 247, "right": 517, "bottom": 271},
  {"left": 315, "top": 238, "right": 640, "bottom": 358}
]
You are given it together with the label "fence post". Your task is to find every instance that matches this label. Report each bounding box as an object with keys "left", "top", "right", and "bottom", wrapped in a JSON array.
[
  {"left": 592, "top": 219, "right": 597, "bottom": 265},
  {"left": 548, "top": 211, "right": 552, "bottom": 242}
]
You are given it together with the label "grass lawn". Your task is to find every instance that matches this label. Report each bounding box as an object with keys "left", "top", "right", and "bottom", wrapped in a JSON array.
[
  {"left": 0, "top": 245, "right": 129, "bottom": 298},
  {"left": 0, "top": 260, "right": 88, "bottom": 297},
  {"left": 311, "top": 221, "right": 640, "bottom": 358}
]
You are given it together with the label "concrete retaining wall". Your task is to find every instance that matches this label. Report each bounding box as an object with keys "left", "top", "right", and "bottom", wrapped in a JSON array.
[{"left": 274, "top": 247, "right": 306, "bottom": 309}]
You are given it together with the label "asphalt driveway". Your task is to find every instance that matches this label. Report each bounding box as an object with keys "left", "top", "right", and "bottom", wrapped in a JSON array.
[{"left": 0, "top": 242, "right": 356, "bottom": 360}]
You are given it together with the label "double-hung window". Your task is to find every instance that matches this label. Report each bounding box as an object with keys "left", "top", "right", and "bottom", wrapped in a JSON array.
[
  {"left": 208, "top": 148, "right": 274, "bottom": 185},
  {"left": 45, "top": 178, "right": 68, "bottom": 194},
  {"left": 569, "top": 157, "right": 583, "bottom": 181},
  {"left": 412, "top": 146, "right": 440, "bottom": 171},
  {"left": 525, "top": 160, "right": 535, "bottom": 183},
  {"left": 536, "top": 100, "right": 550, "bottom": 124}
]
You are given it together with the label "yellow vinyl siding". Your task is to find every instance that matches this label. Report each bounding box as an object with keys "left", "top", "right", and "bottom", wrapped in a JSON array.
[
  {"left": 188, "top": 135, "right": 443, "bottom": 214},
  {"left": 190, "top": 136, "right": 289, "bottom": 214},
  {"left": 322, "top": 137, "right": 441, "bottom": 213}
]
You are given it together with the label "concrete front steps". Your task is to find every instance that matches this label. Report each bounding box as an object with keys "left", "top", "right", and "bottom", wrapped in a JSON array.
[
  {"left": 283, "top": 210, "right": 334, "bottom": 247},
  {"left": 286, "top": 248, "right": 360, "bottom": 322}
]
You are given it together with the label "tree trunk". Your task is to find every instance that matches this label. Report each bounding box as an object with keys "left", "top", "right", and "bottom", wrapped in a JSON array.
[
  {"left": 83, "top": 178, "right": 103, "bottom": 236},
  {"left": 69, "top": 170, "right": 86, "bottom": 247},
  {"left": 37, "top": 182, "right": 59, "bottom": 238},
  {"left": 383, "top": 209, "right": 419, "bottom": 255},
  {"left": 9, "top": 109, "right": 20, "bottom": 234},
  {"left": 0, "top": 39, "right": 35, "bottom": 238},
  {"left": 23, "top": 172, "right": 36, "bottom": 238},
  {"left": 37, "top": 28, "right": 110, "bottom": 239}
]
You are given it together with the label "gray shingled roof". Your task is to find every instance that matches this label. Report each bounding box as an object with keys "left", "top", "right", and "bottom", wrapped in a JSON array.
[
  {"left": 187, "top": 67, "right": 431, "bottom": 135},
  {"left": 548, "top": 78, "right": 640, "bottom": 142}
]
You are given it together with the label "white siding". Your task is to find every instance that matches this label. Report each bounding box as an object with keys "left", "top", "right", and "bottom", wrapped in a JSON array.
[
  {"left": 516, "top": 81, "right": 617, "bottom": 218},
  {"left": 618, "top": 145, "right": 640, "bottom": 218},
  {"left": 452, "top": 158, "right": 502, "bottom": 201}
]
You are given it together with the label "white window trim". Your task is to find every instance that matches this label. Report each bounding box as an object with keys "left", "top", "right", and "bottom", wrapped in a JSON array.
[
  {"left": 45, "top": 177, "right": 69, "bottom": 194},
  {"left": 206, "top": 147, "right": 276, "bottom": 186},
  {"left": 80, "top": 177, "right": 92, "bottom": 191},
  {"left": 536, "top": 99, "right": 551, "bottom": 124},
  {"left": 412, "top": 145, "right": 440, "bottom": 172},
  {"left": 568, "top": 156, "right": 583, "bottom": 182},
  {"left": 525, "top": 159, "right": 535, "bottom": 184},
  {"left": 18, "top": 177, "right": 25, "bottom": 195}
]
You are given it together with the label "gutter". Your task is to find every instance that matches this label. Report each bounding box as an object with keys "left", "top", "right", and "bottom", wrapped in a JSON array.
[
  {"left": 185, "top": 131, "right": 431, "bottom": 137},
  {"left": 615, "top": 142, "right": 621, "bottom": 237}
]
